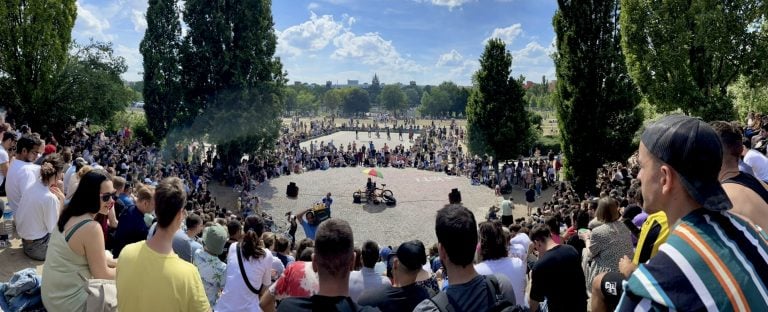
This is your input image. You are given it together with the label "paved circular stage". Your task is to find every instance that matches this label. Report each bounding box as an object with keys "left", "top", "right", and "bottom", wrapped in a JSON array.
[
  {"left": 299, "top": 131, "right": 422, "bottom": 151},
  {"left": 253, "top": 167, "right": 537, "bottom": 248}
]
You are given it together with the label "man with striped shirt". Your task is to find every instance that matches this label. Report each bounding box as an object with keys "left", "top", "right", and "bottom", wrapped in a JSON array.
[{"left": 617, "top": 115, "right": 768, "bottom": 311}]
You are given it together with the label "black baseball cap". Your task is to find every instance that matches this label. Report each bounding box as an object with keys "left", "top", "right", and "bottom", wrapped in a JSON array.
[
  {"left": 394, "top": 240, "right": 426, "bottom": 271},
  {"left": 640, "top": 115, "right": 732, "bottom": 211}
]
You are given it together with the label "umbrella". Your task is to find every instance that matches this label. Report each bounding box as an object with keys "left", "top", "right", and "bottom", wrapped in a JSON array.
[{"left": 362, "top": 168, "right": 384, "bottom": 178}]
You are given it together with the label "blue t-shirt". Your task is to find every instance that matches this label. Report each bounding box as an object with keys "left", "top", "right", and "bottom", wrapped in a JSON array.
[
  {"left": 118, "top": 193, "right": 136, "bottom": 210},
  {"left": 300, "top": 216, "right": 318, "bottom": 240},
  {"left": 113, "top": 206, "right": 149, "bottom": 257}
]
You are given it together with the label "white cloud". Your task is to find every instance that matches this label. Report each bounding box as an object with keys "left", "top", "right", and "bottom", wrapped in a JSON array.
[
  {"left": 485, "top": 23, "right": 523, "bottom": 46},
  {"left": 115, "top": 44, "right": 143, "bottom": 81},
  {"left": 307, "top": 2, "right": 320, "bottom": 10},
  {"left": 416, "top": 0, "right": 475, "bottom": 10},
  {"left": 276, "top": 12, "right": 345, "bottom": 56},
  {"left": 511, "top": 41, "right": 549, "bottom": 65},
  {"left": 331, "top": 31, "right": 424, "bottom": 72},
  {"left": 74, "top": 2, "right": 113, "bottom": 41},
  {"left": 131, "top": 10, "right": 147, "bottom": 33},
  {"left": 510, "top": 41, "right": 555, "bottom": 81},
  {"left": 447, "top": 59, "right": 479, "bottom": 83},
  {"left": 436, "top": 49, "right": 463, "bottom": 67}
]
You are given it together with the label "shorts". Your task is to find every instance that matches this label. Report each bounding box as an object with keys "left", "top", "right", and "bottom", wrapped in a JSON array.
[
  {"left": 501, "top": 215, "right": 514, "bottom": 227},
  {"left": 600, "top": 271, "right": 625, "bottom": 309}
]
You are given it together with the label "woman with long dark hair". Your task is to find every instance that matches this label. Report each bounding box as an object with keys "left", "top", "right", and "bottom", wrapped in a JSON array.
[
  {"left": 216, "top": 215, "right": 273, "bottom": 311},
  {"left": 474, "top": 220, "right": 528, "bottom": 307},
  {"left": 42, "top": 169, "right": 117, "bottom": 312}
]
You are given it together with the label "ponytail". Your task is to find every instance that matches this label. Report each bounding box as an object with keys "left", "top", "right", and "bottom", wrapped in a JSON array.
[{"left": 241, "top": 215, "right": 266, "bottom": 260}]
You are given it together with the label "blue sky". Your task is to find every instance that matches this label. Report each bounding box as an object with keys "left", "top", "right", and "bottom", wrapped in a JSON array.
[{"left": 72, "top": 0, "right": 558, "bottom": 86}]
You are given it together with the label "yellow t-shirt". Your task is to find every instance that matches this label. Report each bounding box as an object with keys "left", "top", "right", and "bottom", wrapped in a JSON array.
[
  {"left": 633, "top": 211, "right": 670, "bottom": 264},
  {"left": 116, "top": 241, "right": 210, "bottom": 312}
]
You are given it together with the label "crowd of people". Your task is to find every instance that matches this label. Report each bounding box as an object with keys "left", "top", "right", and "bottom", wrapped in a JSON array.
[{"left": 2, "top": 113, "right": 768, "bottom": 311}]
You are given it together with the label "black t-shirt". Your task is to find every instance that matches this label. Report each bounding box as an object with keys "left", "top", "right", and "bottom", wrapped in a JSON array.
[
  {"left": 357, "top": 284, "right": 430, "bottom": 312},
  {"left": 530, "top": 244, "right": 587, "bottom": 312},
  {"left": 526, "top": 189, "right": 536, "bottom": 202},
  {"left": 277, "top": 295, "right": 380, "bottom": 312}
]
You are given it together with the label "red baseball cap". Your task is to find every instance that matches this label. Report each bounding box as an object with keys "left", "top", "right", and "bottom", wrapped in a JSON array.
[{"left": 44, "top": 144, "right": 56, "bottom": 155}]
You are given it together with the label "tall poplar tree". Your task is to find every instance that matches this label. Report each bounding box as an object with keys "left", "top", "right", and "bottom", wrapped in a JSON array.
[
  {"left": 466, "top": 38, "right": 532, "bottom": 160},
  {"left": 180, "top": 0, "right": 285, "bottom": 162},
  {"left": 141, "top": 0, "right": 182, "bottom": 140},
  {"left": 553, "top": 0, "right": 643, "bottom": 194},
  {"left": 0, "top": 0, "right": 76, "bottom": 129}
]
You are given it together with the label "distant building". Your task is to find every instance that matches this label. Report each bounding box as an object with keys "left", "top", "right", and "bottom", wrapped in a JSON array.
[
  {"left": 548, "top": 80, "right": 557, "bottom": 92},
  {"left": 348, "top": 80, "right": 359, "bottom": 86},
  {"left": 294, "top": 81, "right": 302, "bottom": 86},
  {"left": 326, "top": 81, "right": 333, "bottom": 88},
  {"left": 409, "top": 81, "right": 417, "bottom": 86},
  {"left": 524, "top": 81, "right": 535, "bottom": 89}
]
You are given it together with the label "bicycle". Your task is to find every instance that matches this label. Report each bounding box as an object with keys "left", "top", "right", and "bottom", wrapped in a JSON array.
[{"left": 353, "top": 184, "right": 396, "bottom": 205}]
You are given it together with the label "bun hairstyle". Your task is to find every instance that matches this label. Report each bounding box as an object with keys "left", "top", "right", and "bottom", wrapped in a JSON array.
[
  {"left": 40, "top": 153, "right": 64, "bottom": 183},
  {"left": 241, "top": 215, "right": 266, "bottom": 261},
  {"left": 77, "top": 165, "right": 93, "bottom": 179}
]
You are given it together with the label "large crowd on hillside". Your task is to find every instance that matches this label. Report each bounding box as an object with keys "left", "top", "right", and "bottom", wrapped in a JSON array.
[{"left": 1, "top": 112, "right": 768, "bottom": 312}]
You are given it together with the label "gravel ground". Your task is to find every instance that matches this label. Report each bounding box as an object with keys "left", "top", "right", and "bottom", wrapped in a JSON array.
[{"left": 249, "top": 166, "right": 545, "bottom": 249}]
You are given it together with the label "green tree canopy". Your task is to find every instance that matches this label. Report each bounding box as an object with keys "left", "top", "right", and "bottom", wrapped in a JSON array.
[
  {"left": 0, "top": 0, "right": 77, "bottom": 131},
  {"left": 296, "top": 90, "right": 318, "bottom": 115},
  {"left": 466, "top": 38, "right": 533, "bottom": 160},
  {"left": 731, "top": 76, "right": 768, "bottom": 120},
  {"left": 620, "top": 0, "right": 768, "bottom": 120},
  {"left": 322, "top": 88, "right": 343, "bottom": 114},
  {"left": 380, "top": 85, "right": 407, "bottom": 116},
  {"left": 35, "top": 41, "right": 134, "bottom": 133},
  {"left": 343, "top": 88, "right": 371, "bottom": 114},
  {"left": 404, "top": 88, "right": 421, "bottom": 107},
  {"left": 554, "top": 0, "right": 643, "bottom": 194}
]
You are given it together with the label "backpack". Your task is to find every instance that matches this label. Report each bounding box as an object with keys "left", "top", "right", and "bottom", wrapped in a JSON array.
[{"left": 428, "top": 275, "right": 527, "bottom": 312}]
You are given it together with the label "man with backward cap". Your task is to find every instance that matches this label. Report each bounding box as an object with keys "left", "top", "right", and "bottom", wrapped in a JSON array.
[{"left": 616, "top": 115, "right": 768, "bottom": 311}]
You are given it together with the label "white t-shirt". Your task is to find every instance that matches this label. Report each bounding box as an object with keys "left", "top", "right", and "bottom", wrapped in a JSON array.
[
  {"left": 509, "top": 233, "right": 531, "bottom": 261},
  {"left": 744, "top": 149, "right": 768, "bottom": 182},
  {"left": 15, "top": 182, "right": 59, "bottom": 240},
  {"left": 348, "top": 267, "right": 391, "bottom": 302},
  {"left": 0, "top": 146, "right": 9, "bottom": 186},
  {"left": 215, "top": 243, "right": 273, "bottom": 312},
  {"left": 6, "top": 160, "right": 40, "bottom": 211},
  {"left": 475, "top": 257, "right": 528, "bottom": 307},
  {"left": 62, "top": 163, "right": 77, "bottom": 195}
]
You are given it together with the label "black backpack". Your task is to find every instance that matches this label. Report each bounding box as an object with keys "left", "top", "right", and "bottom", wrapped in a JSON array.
[{"left": 428, "top": 275, "right": 528, "bottom": 312}]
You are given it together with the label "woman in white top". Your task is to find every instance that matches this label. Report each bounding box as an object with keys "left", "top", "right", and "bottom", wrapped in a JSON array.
[
  {"left": 216, "top": 214, "right": 273, "bottom": 312},
  {"left": 66, "top": 165, "right": 92, "bottom": 201},
  {"left": 474, "top": 221, "right": 528, "bottom": 307},
  {"left": 16, "top": 154, "right": 65, "bottom": 260}
]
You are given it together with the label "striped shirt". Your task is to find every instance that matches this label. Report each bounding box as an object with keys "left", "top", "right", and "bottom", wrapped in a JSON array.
[{"left": 617, "top": 208, "right": 768, "bottom": 311}]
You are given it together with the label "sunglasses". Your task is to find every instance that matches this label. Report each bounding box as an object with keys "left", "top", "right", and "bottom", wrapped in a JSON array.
[{"left": 100, "top": 192, "right": 117, "bottom": 202}]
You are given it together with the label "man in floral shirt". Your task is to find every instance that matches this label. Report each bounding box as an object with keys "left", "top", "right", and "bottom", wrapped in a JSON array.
[{"left": 193, "top": 224, "right": 228, "bottom": 307}]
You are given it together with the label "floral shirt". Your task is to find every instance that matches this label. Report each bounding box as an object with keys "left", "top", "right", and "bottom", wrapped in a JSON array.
[{"left": 193, "top": 249, "right": 227, "bottom": 307}]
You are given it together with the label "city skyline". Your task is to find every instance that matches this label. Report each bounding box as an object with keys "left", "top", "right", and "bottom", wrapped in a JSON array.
[{"left": 73, "top": 0, "right": 558, "bottom": 86}]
